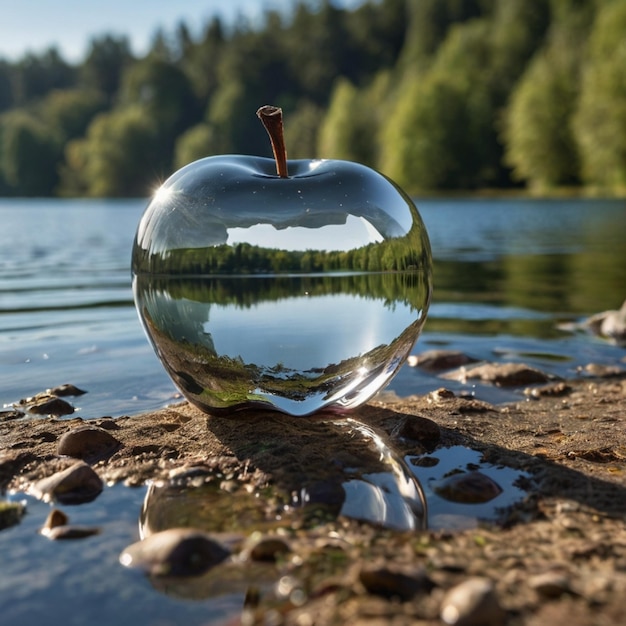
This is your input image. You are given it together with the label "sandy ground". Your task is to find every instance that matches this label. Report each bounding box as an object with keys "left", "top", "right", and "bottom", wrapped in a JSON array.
[{"left": 2, "top": 371, "right": 626, "bottom": 625}]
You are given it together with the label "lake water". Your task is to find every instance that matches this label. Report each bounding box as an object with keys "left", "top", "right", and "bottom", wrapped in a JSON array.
[
  {"left": 1, "top": 196, "right": 625, "bottom": 625},
  {"left": 1, "top": 196, "right": 625, "bottom": 416}
]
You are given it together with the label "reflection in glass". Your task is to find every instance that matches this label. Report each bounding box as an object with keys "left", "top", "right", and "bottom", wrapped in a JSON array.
[
  {"left": 133, "top": 272, "right": 430, "bottom": 415},
  {"left": 132, "top": 155, "right": 432, "bottom": 415}
]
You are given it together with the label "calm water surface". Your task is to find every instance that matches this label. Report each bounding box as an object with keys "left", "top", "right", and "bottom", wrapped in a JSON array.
[{"left": 1, "top": 196, "right": 625, "bottom": 415}]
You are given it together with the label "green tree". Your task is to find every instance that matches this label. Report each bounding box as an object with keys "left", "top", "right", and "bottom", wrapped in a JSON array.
[
  {"left": 0, "top": 111, "right": 60, "bottom": 195},
  {"left": 503, "top": 23, "right": 584, "bottom": 189},
  {"left": 382, "top": 0, "right": 550, "bottom": 191},
  {"left": 282, "top": 100, "right": 324, "bottom": 159},
  {"left": 61, "top": 106, "right": 161, "bottom": 197},
  {"left": 38, "top": 89, "right": 107, "bottom": 142},
  {"left": 206, "top": 18, "right": 290, "bottom": 156},
  {"left": 284, "top": 1, "right": 356, "bottom": 104},
  {"left": 381, "top": 70, "right": 470, "bottom": 190},
  {"left": 205, "top": 79, "right": 251, "bottom": 154},
  {"left": 0, "top": 61, "right": 14, "bottom": 112},
  {"left": 79, "top": 35, "right": 133, "bottom": 101},
  {"left": 11, "top": 47, "right": 75, "bottom": 105},
  {"left": 118, "top": 57, "right": 199, "bottom": 136},
  {"left": 382, "top": 19, "right": 497, "bottom": 190},
  {"left": 344, "top": 0, "right": 407, "bottom": 80},
  {"left": 318, "top": 78, "right": 371, "bottom": 162},
  {"left": 318, "top": 71, "right": 393, "bottom": 166},
  {"left": 173, "top": 123, "right": 218, "bottom": 169},
  {"left": 180, "top": 17, "right": 225, "bottom": 102},
  {"left": 399, "top": 0, "right": 485, "bottom": 69},
  {"left": 573, "top": 1, "right": 626, "bottom": 190}
]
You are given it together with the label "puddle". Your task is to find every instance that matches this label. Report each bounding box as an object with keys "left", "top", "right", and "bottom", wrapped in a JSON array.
[
  {"left": 407, "top": 446, "right": 529, "bottom": 530},
  {"left": 139, "top": 422, "right": 526, "bottom": 536},
  {"left": 141, "top": 417, "right": 428, "bottom": 536}
]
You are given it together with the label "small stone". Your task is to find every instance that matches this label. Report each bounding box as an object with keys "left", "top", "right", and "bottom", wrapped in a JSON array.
[
  {"left": 410, "top": 455, "right": 440, "bottom": 468},
  {"left": 582, "top": 300, "right": 626, "bottom": 343},
  {"left": 249, "top": 537, "right": 291, "bottom": 562},
  {"left": 30, "top": 461, "right": 103, "bottom": 504},
  {"left": 48, "top": 384, "right": 87, "bottom": 397},
  {"left": 393, "top": 414, "right": 441, "bottom": 447},
  {"left": 25, "top": 395, "right": 75, "bottom": 417},
  {"left": 57, "top": 425, "right": 121, "bottom": 462},
  {"left": 442, "top": 362, "right": 555, "bottom": 387},
  {"left": 359, "top": 565, "right": 434, "bottom": 601},
  {"left": 582, "top": 363, "right": 624, "bottom": 378},
  {"left": 41, "top": 525, "right": 100, "bottom": 540},
  {"left": 42, "top": 508, "right": 68, "bottom": 530},
  {"left": 410, "top": 350, "right": 479, "bottom": 372},
  {"left": 119, "top": 528, "right": 230, "bottom": 577},
  {"left": 528, "top": 571, "right": 572, "bottom": 598},
  {"left": 433, "top": 471, "right": 503, "bottom": 504},
  {"left": 440, "top": 577, "right": 504, "bottom": 626},
  {"left": 524, "top": 382, "right": 572, "bottom": 398},
  {"left": 430, "top": 388, "right": 456, "bottom": 402}
]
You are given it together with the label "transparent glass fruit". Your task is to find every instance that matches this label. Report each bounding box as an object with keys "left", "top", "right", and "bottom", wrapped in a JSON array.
[{"left": 132, "top": 155, "right": 432, "bottom": 416}]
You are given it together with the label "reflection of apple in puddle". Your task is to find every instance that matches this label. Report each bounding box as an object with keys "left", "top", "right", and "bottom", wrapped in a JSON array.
[
  {"left": 121, "top": 415, "right": 427, "bottom": 600},
  {"left": 132, "top": 106, "right": 432, "bottom": 416},
  {"left": 139, "top": 417, "right": 427, "bottom": 541}
]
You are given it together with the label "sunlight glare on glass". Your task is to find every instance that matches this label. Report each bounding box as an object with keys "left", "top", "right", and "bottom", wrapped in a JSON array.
[{"left": 153, "top": 184, "right": 174, "bottom": 204}]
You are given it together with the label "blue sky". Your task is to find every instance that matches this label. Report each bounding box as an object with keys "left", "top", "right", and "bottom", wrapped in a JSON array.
[{"left": 0, "top": 0, "right": 366, "bottom": 62}]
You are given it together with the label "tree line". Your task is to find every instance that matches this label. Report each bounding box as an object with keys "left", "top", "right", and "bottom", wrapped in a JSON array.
[
  {"left": 1, "top": 0, "right": 625, "bottom": 197},
  {"left": 138, "top": 269, "right": 430, "bottom": 311},
  {"left": 133, "top": 231, "right": 430, "bottom": 276}
]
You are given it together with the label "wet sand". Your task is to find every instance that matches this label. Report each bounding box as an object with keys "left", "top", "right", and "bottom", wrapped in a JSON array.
[{"left": 2, "top": 372, "right": 626, "bottom": 624}]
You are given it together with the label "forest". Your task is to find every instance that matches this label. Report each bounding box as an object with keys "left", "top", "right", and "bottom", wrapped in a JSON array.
[{"left": 0, "top": 0, "right": 625, "bottom": 198}]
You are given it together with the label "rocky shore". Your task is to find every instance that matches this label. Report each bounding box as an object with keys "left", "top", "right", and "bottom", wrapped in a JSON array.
[{"left": 1, "top": 363, "right": 626, "bottom": 625}]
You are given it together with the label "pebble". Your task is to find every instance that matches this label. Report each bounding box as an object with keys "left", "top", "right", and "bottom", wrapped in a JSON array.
[
  {"left": 524, "top": 382, "right": 572, "bottom": 398},
  {"left": 528, "top": 571, "right": 572, "bottom": 598},
  {"left": 408, "top": 350, "right": 479, "bottom": 372},
  {"left": 393, "top": 414, "right": 441, "bottom": 447},
  {"left": 358, "top": 565, "right": 434, "bottom": 601},
  {"left": 24, "top": 395, "right": 75, "bottom": 417},
  {"left": 249, "top": 537, "right": 291, "bottom": 562},
  {"left": 15, "top": 384, "right": 87, "bottom": 416},
  {"left": 39, "top": 507, "right": 100, "bottom": 540},
  {"left": 57, "top": 425, "right": 121, "bottom": 462},
  {"left": 582, "top": 300, "right": 626, "bottom": 343},
  {"left": 41, "top": 525, "right": 101, "bottom": 540},
  {"left": 410, "top": 455, "right": 440, "bottom": 468},
  {"left": 433, "top": 471, "right": 503, "bottom": 504},
  {"left": 42, "top": 508, "right": 68, "bottom": 530},
  {"left": 442, "top": 362, "right": 555, "bottom": 387},
  {"left": 429, "top": 388, "right": 456, "bottom": 402},
  {"left": 30, "top": 461, "right": 103, "bottom": 504},
  {"left": 47, "top": 384, "right": 87, "bottom": 397},
  {"left": 581, "top": 363, "right": 624, "bottom": 378},
  {"left": 440, "top": 577, "right": 504, "bottom": 626},
  {"left": 119, "top": 528, "right": 230, "bottom": 577}
]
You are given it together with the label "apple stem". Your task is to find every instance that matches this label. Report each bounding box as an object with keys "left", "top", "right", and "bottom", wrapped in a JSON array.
[{"left": 256, "top": 105, "right": 289, "bottom": 178}]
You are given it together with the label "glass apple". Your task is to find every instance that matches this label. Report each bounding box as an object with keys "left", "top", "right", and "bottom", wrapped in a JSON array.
[{"left": 132, "top": 107, "right": 432, "bottom": 416}]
